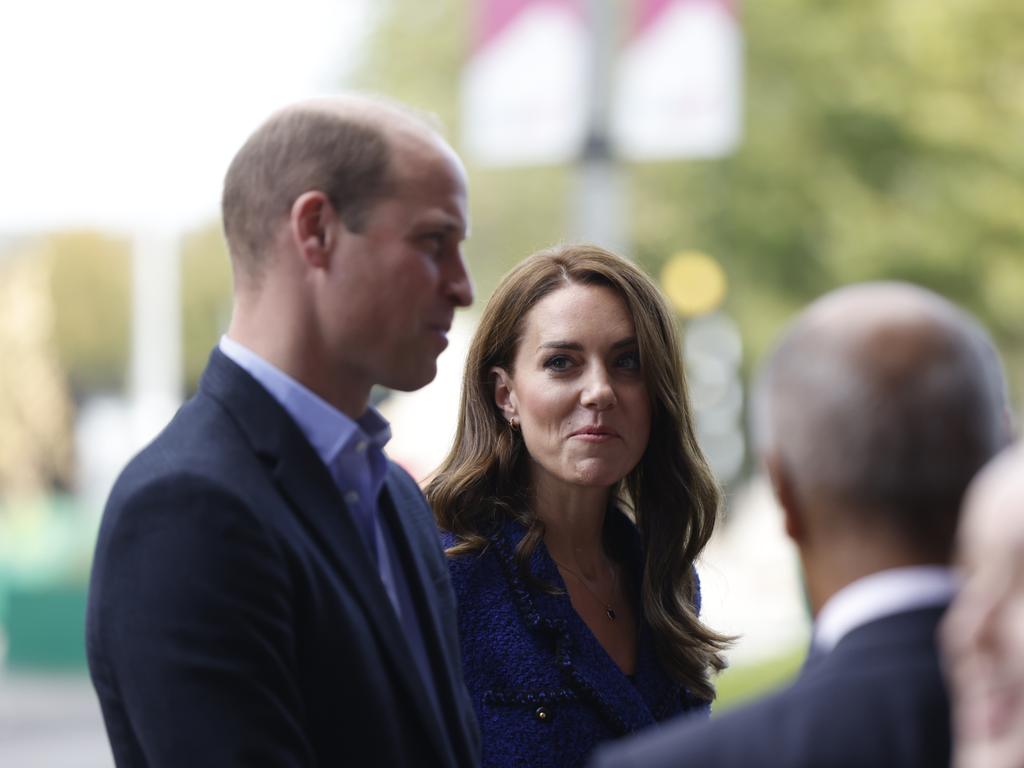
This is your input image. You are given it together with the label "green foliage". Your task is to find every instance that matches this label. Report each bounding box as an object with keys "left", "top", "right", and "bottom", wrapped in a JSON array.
[
  {"left": 37, "top": 226, "right": 232, "bottom": 398},
  {"left": 46, "top": 231, "right": 132, "bottom": 394},
  {"left": 361, "top": 0, "right": 1024, "bottom": 394},
  {"left": 633, "top": 0, "right": 1024, "bottom": 378},
  {"left": 713, "top": 645, "right": 805, "bottom": 713}
]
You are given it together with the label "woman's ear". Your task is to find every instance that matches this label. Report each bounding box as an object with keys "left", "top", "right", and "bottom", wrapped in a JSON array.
[{"left": 491, "top": 366, "right": 517, "bottom": 421}]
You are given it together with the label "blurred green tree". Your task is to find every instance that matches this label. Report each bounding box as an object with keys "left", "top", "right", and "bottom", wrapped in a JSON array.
[
  {"left": 48, "top": 231, "right": 131, "bottom": 395},
  {"left": 36, "top": 226, "right": 232, "bottom": 399},
  {"left": 360, "top": 0, "right": 1024, "bottom": 395},
  {"left": 0, "top": 247, "right": 73, "bottom": 497}
]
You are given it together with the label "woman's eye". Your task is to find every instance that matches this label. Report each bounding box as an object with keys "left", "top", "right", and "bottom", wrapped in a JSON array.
[
  {"left": 543, "top": 355, "right": 573, "bottom": 371},
  {"left": 616, "top": 351, "right": 641, "bottom": 370}
]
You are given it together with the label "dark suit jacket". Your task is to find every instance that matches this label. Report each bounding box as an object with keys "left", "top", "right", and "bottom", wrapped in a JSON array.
[
  {"left": 86, "top": 349, "right": 480, "bottom": 767},
  {"left": 443, "top": 514, "right": 709, "bottom": 768},
  {"left": 589, "top": 605, "right": 951, "bottom": 768}
]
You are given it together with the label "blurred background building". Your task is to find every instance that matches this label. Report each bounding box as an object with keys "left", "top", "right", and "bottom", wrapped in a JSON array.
[{"left": 1, "top": 0, "right": 1022, "bottom": 763}]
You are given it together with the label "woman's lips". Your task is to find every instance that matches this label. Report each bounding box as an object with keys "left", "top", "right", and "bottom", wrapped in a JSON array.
[{"left": 570, "top": 427, "right": 619, "bottom": 442}]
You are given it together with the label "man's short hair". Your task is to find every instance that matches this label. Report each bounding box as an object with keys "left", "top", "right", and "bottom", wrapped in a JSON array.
[
  {"left": 753, "top": 282, "right": 1009, "bottom": 557},
  {"left": 221, "top": 104, "right": 393, "bottom": 278}
]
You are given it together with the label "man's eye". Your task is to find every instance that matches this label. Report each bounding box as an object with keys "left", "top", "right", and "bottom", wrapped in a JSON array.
[{"left": 420, "top": 233, "right": 445, "bottom": 253}]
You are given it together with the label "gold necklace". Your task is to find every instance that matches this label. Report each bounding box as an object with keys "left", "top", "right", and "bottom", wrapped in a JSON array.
[{"left": 552, "top": 557, "right": 619, "bottom": 621}]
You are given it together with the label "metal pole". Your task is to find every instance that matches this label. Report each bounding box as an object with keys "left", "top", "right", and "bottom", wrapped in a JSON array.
[
  {"left": 130, "top": 229, "right": 183, "bottom": 449},
  {"left": 571, "top": 0, "right": 627, "bottom": 254}
]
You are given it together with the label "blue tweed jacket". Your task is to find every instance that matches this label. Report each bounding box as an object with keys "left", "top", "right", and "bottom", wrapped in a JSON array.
[{"left": 442, "top": 511, "right": 709, "bottom": 768}]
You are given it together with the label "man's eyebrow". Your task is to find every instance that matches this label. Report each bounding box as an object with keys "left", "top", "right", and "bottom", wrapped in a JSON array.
[{"left": 416, "top": 219, "right": 469, "bottom": 239}]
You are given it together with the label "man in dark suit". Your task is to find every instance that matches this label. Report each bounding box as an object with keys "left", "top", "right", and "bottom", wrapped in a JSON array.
[
  {"left": 591, "top": 282, "right": 1011, "bottom": 768},
  {"left": 87, "top": 96, "right": 480, "bottom": 766}
]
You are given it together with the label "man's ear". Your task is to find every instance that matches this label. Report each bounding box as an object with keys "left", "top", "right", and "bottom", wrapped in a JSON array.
[
  {"left": 764, "top": 451, "right": 805, "bottom": 544},
  {"left": 491, "top": 366, "right": 517, "bottom": 421},
  {"left": 289, "top": 191, "right": 335, "bottom": 269}
]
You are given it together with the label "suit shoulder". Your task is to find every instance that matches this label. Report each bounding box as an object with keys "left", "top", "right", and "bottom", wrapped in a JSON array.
[
  {"left": 100, "top": 399, "right": 276, "bottom": 551},
  {"left": 115, "top": 394, "right": 253, "bottom": 488}
]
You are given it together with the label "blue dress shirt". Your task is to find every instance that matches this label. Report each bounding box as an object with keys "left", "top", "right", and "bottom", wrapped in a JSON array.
[{"left": 218, "top": 335, "right": 401, "bottom": 612}]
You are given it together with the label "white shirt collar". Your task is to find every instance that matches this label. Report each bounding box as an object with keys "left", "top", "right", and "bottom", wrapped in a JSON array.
[
  {"left": 218, "top": 335, "right": 391, "bottom": 468},
  {"left": 812, "top": 565, "right": 958, "bottom": 653}
]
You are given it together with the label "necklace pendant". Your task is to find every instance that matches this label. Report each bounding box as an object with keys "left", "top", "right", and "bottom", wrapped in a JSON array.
[{"left": 606, "top": 608, "right": 616, "bottom": 621}]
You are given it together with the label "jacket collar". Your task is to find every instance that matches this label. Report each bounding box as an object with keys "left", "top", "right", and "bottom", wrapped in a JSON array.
[
  {"left": 486, "top": 512, "right": 684, "bottom": 733},
  {"left": 198, "top": 348, "right": 462, "bottom": 767}
]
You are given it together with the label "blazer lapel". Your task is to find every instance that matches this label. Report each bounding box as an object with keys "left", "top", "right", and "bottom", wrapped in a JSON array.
[
  {"left": 490, "top": 519, "right": 661, "bottom": 735},
  {"left": 531, "top": 562, "right": 661, "bottom": 734},
  {"left": 382, "top": 473, "right": 473, "bottom": 765},
  {"left": 199, "top": 350, "right": 448, "bottom": 758}
]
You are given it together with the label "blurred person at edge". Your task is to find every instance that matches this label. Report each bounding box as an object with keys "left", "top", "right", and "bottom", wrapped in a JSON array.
[
  {"left": 426, "top": 244, "right": 732, "bottom": 768},
  {"left": 943, "top": 442, "right": 1024, "bottom": 768},
  {"left": 591, "top": 282, "right": 1012, "bottom": 768},
  {"left": 86, "top": 95, "right": 481, "bottom": 767}
]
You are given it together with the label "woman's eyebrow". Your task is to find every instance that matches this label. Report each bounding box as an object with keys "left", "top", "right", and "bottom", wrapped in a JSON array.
[
  {"left": 535, "top": 337, "right": 637, "bottom": 352},
  {"left": 537, "top": 340, "right": 581, "bottom": 351}
]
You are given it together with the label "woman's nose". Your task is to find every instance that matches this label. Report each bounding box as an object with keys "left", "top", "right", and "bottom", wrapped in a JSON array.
[{"left": 580, "top": 367, "right": 616, "bottom": 410}]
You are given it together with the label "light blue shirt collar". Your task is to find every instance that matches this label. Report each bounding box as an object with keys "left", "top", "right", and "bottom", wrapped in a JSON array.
[
  {"left": 218, "top": 335, "right": 391, "bottom": 470},
  {"left": 219, "top": 336, "right": 403, "bottom": 618}
]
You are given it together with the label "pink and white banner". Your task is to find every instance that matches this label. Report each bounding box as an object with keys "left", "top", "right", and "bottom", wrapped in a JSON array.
[
  {"left": 613, "top": 0, "right": 743, "bottom": 160},
  {"left": 460, "top": 0, "right": 588, "bottom": 166},
  {"left": 461, "top": 0, "right": 743, "bottom": 166}
]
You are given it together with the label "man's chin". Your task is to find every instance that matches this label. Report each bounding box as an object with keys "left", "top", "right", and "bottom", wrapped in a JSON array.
[{"left": 383, "top": 362, "right": 438, "bottom": 393}]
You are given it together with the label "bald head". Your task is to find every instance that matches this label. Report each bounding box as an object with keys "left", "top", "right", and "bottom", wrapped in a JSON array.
[
  {"left": 221, "top": 94, "right": 453, "bottom": 286},
  {"left": 754, "top": 282, "right": 1009, "bottom": 558},
  {"left": 961, "top": 443, "right": 1024, "bottom": 544}
]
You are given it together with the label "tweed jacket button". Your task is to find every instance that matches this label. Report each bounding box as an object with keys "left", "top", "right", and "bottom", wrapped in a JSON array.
[{"left": 535, "top": 706, "right": 550, "bottom": 722}]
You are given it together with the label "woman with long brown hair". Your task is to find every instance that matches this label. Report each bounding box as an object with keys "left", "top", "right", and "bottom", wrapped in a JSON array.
[{"left": 426, "top": 244, "right": 730, "bottom": 768}]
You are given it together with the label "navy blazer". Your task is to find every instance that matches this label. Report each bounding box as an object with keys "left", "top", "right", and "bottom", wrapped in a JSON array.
[
  {"left": 442, "top": 513, "right": 708, "bottom": 768},
  {"left": 87, "top": 349, "right": 480, "bottom": 767},
  {"left": 590, "top": 605, "right": 951, "bottom": 768}
]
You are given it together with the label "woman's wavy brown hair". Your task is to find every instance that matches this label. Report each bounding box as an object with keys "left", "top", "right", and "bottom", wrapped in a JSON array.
[{"left": 425, "top": 243, "right": 730, "bottom": 701}]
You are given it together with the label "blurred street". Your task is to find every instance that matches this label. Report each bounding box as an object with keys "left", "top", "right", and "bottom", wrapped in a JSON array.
[{"left": 0, "top": 673, "right": 111, "bottom": 767}]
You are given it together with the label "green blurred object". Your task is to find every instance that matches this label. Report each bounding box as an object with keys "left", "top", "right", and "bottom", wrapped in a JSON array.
[
  {"left": 713, "top": 646, "right": 806, "bottom": 713},
  {"left": 4, "top": 583, "right": 88, "bottom": 670},
  {"left": 0, "top": 495, "right": 95, "bottom": 671}
]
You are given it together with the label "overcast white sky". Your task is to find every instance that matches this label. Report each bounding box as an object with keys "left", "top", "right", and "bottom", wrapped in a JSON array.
[{"left": 0, "top": 0, "right": 373, "bottom": 233}]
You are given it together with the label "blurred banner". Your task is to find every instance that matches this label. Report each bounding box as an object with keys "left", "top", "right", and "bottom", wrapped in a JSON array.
[
  {"left": 461, "top": 0, "right": 589, "bottom": 165},
  {"left": 462, "top": 0, "right": 743, "bottom": 166},
  {"left": 613, "top": 0, "right": 743, "bottom": 159}
]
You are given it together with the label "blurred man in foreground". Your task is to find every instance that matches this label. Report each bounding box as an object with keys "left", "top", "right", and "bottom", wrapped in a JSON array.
[
  {"left": 943, "top": 443, "right": 1024, "bottom": 768},
  {"left": 86, "top": 95, "right": 480, "bottom": 766},
  {"left": 591, "top": 282, "right": 1010, "bottom": 768}
]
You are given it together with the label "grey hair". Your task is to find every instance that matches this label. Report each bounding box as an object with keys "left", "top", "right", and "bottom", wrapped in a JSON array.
[{"left": 752, "top": 282, "right": 1010, "bottom": 554}]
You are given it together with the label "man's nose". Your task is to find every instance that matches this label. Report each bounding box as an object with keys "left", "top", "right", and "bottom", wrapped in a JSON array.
[{"left": 446, "top": 250, "right": 473, "bottom": 307}]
